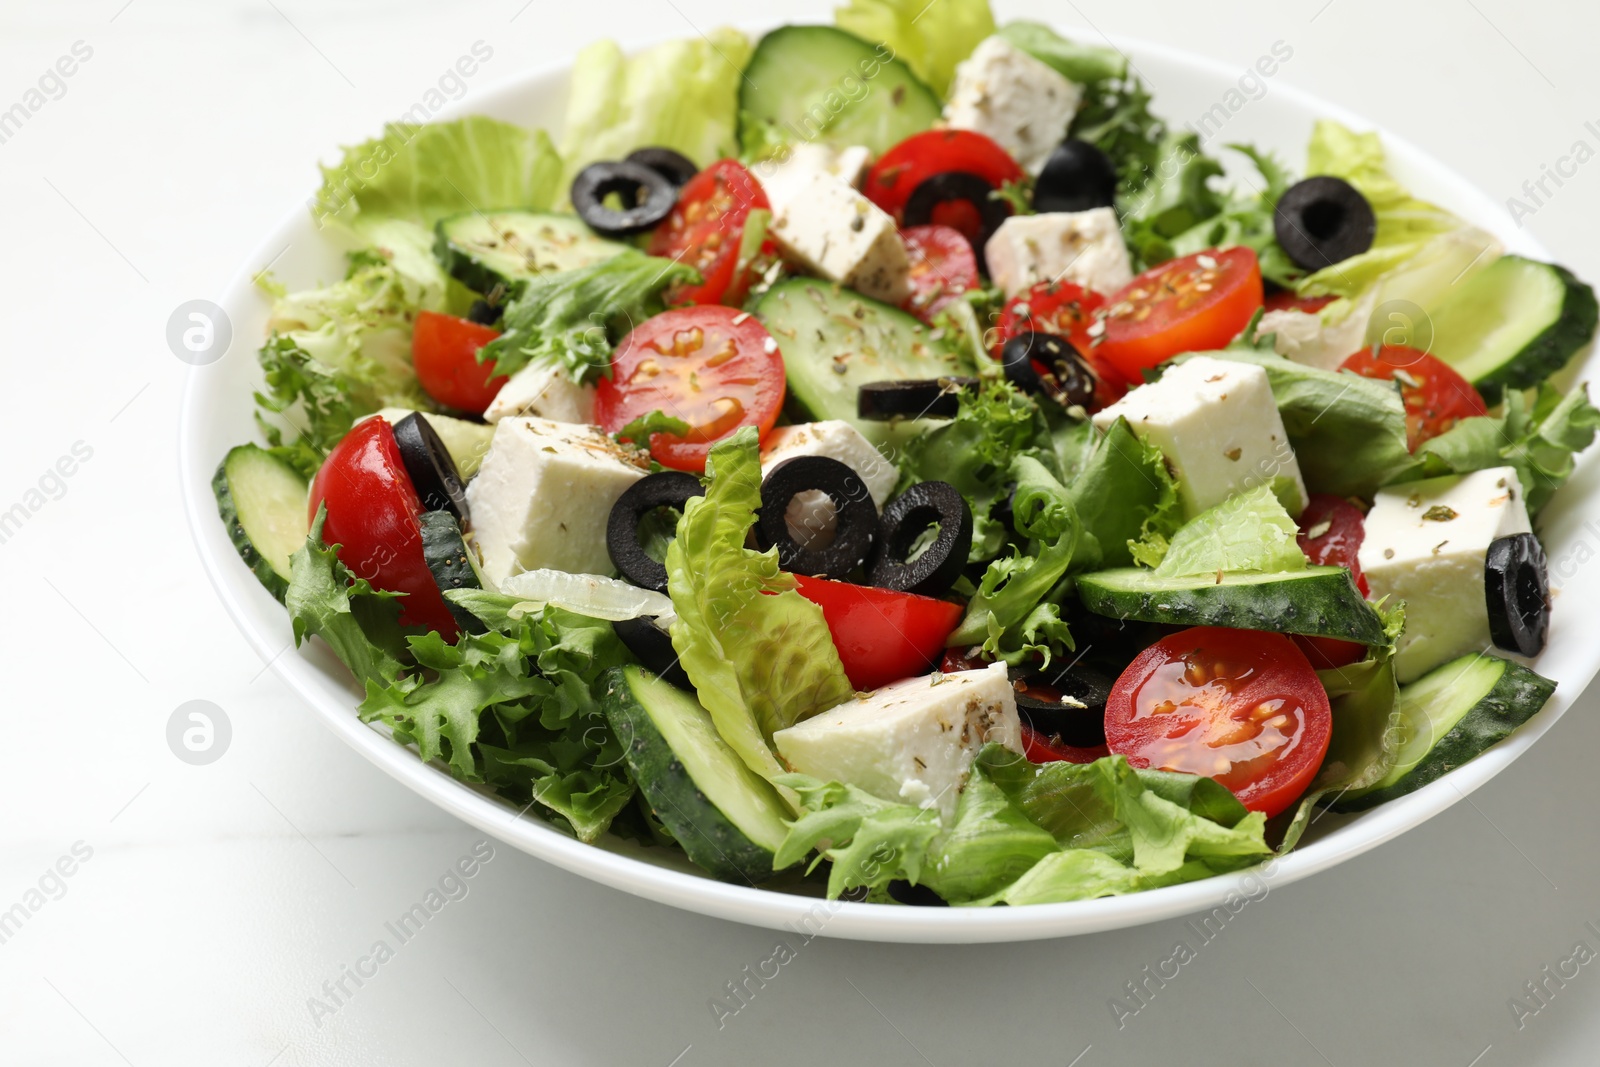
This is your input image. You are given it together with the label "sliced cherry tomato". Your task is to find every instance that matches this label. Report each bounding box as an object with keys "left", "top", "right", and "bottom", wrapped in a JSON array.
[
  {"left": 411, "top": 311, "right": 507, "bottom": 416},
  {"left": 901, "top": 224, "right": 980, "bottom": 324},
  {"left": 1263, "top": 291, "right": 1336, "bottom": 315},
  {"left": 308, "top": 418, "right": 459, "bottom": 639},
  {"left": 1105, "top": 626, "right": 1332, "bottom": 817},
  {"left": 1339, "top": 345, "right": 1488, "bottom": 450},
  {"left": 647, "top": 159, "right": 771, "bottom": 306},
  {"left": 793, "top": 575, "right": 965, "bottom": 692},
  {"left": 1291, "top": 494, "right": 1370, "bottom": 670},
  {"left": 1097, "top": 248, "right": 1265, "bottom": 382},
  {"left": 864, "top": 129, "right": 1025, "bottom": 226},
  {"left": 595, "top": 306, "right": 785, "bottom": 473},
  {"left": 993, "top": 280, "right": 1127, "bottom": 404}
]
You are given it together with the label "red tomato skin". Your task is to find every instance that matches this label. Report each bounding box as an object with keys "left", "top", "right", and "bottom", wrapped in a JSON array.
[
  {"left": 1263, "top": 291, "right": 1337, "bottom": 315},
  {"left": 1020, "top": 724, "right": 1111, "bottom": 765},
  {"left": 901, "top": 224, "right": 980, "bottom": 324},
  {"left": 865, "top": 130, "right": 1025, "bottom": 223},
  {"left": 1339, "top": 345, "right": 1489, "bottom": 450},
  {"left": 1292, "top": 494, "right": 1373, "bottom": 669},
  {"left": 792, "top": 575, "right": 965, "bottom": 692},
  {"left": 411, "top": 311, "right": 507, "bottom": 416},
  {"left": 595, "top": 306, "right": 786, "bottom": 474},
  {"left": 1104, "top": 627, "right": 1331, "bottom": 817},
  {"left": 308, "top": 418, "right": 459, "bottom": 638},
  {"left": 1097, "top": 248, "right": 1265, "bottom": 381},
  {"left": 993, "top": 281, "right": 1128, "bottom": 404},
  {"left": 648, "top": 160, "right": 771, "bottom": 307}
]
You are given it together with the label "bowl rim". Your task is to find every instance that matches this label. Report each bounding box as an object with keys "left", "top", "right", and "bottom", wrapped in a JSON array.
[{"left": 179, "top": 24, "right": 1589, "bottom": 943}]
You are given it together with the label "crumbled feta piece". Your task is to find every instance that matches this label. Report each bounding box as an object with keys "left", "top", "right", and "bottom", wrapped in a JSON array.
[
  {"left": 464, "top": 417, "right": 647, "bottom": 586},
  {"left": 1358, "top": 467, "right": 1533, "bottom": 682},
  {"left": 753, "top": 142, "right": 874, "bottom": 213},
  {"left": 943, "top": 36, "right": 1083, "bottom": 175},
  {"left": 483, "top": 361, "right": 595, "bottom": 424},
  {"left": 770, "top": 171, "right": 912, "bottom": 304},
  {"left": 1092, "top": 355, "right": 1307, "bottom": 518},
  {"left": 985, "top": 209, "right": 1134, "bottom": 299}
]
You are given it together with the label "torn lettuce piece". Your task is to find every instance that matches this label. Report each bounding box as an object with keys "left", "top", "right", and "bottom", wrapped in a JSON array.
[
  {"left": 1151, "top": 483, "right": 1308, "bottom": 579},
  {"left": 835, "top": 0, "right": 995, "bottom": 97}
]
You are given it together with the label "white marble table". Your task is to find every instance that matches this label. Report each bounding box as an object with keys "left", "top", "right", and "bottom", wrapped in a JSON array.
[{"left": 5, "top": 0, "right": 1600, "bottom": 1063}]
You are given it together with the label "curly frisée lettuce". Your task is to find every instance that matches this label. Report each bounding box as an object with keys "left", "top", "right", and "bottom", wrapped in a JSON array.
[{"left": 665, "top": 429, "right": 856, "bottom": 793}]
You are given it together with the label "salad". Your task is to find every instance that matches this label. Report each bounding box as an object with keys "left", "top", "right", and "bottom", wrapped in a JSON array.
[{"left": 213, "top": 0, "right": 1599, "bottom": 908}]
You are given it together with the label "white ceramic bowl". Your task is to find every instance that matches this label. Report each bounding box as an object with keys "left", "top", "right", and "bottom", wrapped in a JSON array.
[{"left": 180, "top": 28, "right": 1600, "bottom": 943}]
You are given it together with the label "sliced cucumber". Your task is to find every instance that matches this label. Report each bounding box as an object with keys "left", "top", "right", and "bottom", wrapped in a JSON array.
[
  {"left": 433, "top": 211, "right": 628, "bottom": 295},
  {"left": 419, "top": 510, "right": 487, "bottom": 634},
  {"left": 602, "top": 665, "right": 792, "bottom": 883},
  {"left": 739, "top": 26, "right": 942, "bottom": 157},
  {"left": 212, "top": 444, "right": 309, "bottom": 602},
  {"left": 1076, "top": 566, "right": 1388, "bottom": 645},
  {"left": 753, "top": 278, "right": 971, "bottom": 448},
  {"left": 1429, "top": 255, "right": 1598, "bottom": 398},
  {"left": 370, "top": 409, "right": 494, "bottom": 479},
  {"left": 1335, "top": 653, "right": 1555, "bottom": 812}
]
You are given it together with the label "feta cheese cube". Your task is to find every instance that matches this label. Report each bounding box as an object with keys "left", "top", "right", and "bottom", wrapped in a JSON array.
[
  {"left": 943, "top": 36, "right": 1082, "bottom": 175},
  {"left": 753, "top": 142, "right": 873, "bottom": 213},
  {"left": 985, "top": 209, "right": 1134, "bottom": 300},
  {"left": 770, "top": 171, "right": 912, "bottom": 304},
  {"left": 1358, "top": 467, "right": 1532, "bottom": 682},
  {"left": 773, "top": 663, "right": 1023, "bottom": 824},
  {"left": 483, "top": 361, "right": 595, "bottom": 424},
  {"left": 464, "top": 417, "right": 648, "bottom": 586},
  {"left": 760, "top": 420, "right": 900, "bottom": 549},
  {"left": 1092, "top": 355, "right": 1307, "bottom": 518}
]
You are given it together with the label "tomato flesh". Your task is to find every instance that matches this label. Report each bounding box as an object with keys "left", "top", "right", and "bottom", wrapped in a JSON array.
[
  {"left": 1339, "top": 345, "right": 1488, "bottom": 450},
  {"left": 901, "top": 224, "right": 980, "bottom": 324},
  {"left": 1097, "top": 248, "right": 1264, "bottom": 382},
  {"left": 864, "top": 130, "right": 1025, "bottom": 225},
  {"left": 1292, "top": 494, "right": 1370, "bottom": 669},
  {"left": 793, "top": 575, "right": 965, "bottom": 692},
  {"left": 648, "top": 160, "right": 771, "bottom": 306},
  {"left": 308, "top": 418, "right": 459, "bottom": 639},
  {"left": 1104, "top": 627, "right": 1331, "bottom": 817},
  {"left": 411, "top": 311, "right": 507, "bottom": 416},
  {"left": 595, "top": 305, "right": 786, "bottom": 473}
]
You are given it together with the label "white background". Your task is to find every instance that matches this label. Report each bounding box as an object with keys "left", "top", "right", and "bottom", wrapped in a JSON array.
[{"left": 3, "top": 0, "right": 1600, "bottom": 1063}]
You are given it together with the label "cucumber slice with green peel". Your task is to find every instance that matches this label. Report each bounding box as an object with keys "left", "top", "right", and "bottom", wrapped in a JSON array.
[
  {"left": 602, "top": 665, "right": 793, "bottom": 883},
  {"left": 433, "top": 211, "right": 628, "bottom": 295},
  {"left": 1428, "top": 255, "right": 1598, "bottom": 399},
  {"left": 212, "top": 444, "right": 310, "bottom": 602},
  {"left": 1334, "top": 653, "right": 1555, "bottom": 812},
  {"left": 419, "top": 510, "right": 487, "bottom": 633},
  {"left": 739, "top": 26, "right": 943, "bottom": 157},
  {"left": 753, "top": 278, "right": 971, "bottom": 449},
  {"left": 1075, "top": 566, "right": 1388, "bottom": 645}
]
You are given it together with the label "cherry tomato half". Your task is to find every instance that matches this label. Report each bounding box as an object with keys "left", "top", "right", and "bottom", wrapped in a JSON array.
[
  {"left": 994, "top": 280, "right": 1126, "bottom": 405},
  {"left": 901, "top": 224, "right": 980, "bottom": 324},
  {"left": 793, "top": 575, "right": 965, "bottom": 692},
  {"left": 1263, "top": 291, "right": 1337, "bottom": 315},
  {"left": 411, "top": 311, "right": 507, "bottom": 416},
  {"left": 595, "top": 305, "right": 786, "bottom": 473},
  {"left": 1339, "top": 345, "right": 1488, "bottom": 451},
  {"left": 864, "top": 129, "right": 1025, "bottom": 238},
  {"left": 647, "top": 159, "right": 772, "bottom": 306},
  {"left": 1105, "top": 627, "right": 1332, "bottom": 817},
  {"left": 1097, "top": 248, "right": 1265, "bottom": 382},
  {"left": 308, "top": 417, "right": 459, "bottom": 638},
  {"left": 1292, "top": 494, "right": 1370, "bottom": 670}
]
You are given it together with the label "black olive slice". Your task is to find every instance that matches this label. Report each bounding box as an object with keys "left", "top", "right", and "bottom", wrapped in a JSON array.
[
  {"left": 757, "top": 457, "right": 877, "bottom": 579},
  {"left": 465, "top": 298, "right": 502, "bottom": 326},
  {"left": 998, "top": 331, "right": 1097, "bottom": 409},
  {"left": 625, "top": 146, "right": 699, "bottom": 189},
  {"left": 869, "top": 481, "right": 973, "bottom": 597},
  {"left": 857, "top": 377, "right": 981, "bottom": 421},
  {"left": 392, "top": 412, "right": 469, "bottom": 524},
  {"left": 571, "top": 160, "right": 678, "bottom": 238},
  {"left": 1009, "top": 662, "right": 1114, "bottom": 748},
  {"left": 1273, "top": 176, "right": 1377, "bottom": 271},
  {"left": 613, "top": 616, "right": 693, "bottom": 689},
  {"left": 606, "top": 471, "right": 705, "bottom": 593},
  {"left": 902, "top": 171, "right": 1011, "bottom": 274},
  {"left": 1032, "top": 139, "right": 1118, "bottom": 214},
  {"left": 1486, "top": 532, "right": 1550, "bottom": 657}
]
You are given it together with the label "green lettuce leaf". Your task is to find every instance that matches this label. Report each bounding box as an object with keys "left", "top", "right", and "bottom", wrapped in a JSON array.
[
  {"left": 835, "top": 0, "right": 995, "bottom": 97},
  {"left": 1152, "top": 483, "right": 1307, "bottom": 579},
  {"left": 285, "top": 506, "right": 409, "bottom": 687},
  {"left": 997, "top": 21, "right": 1125, "bottom": 84},
  {"left": 1066, "top": 417, "right": 1182, "bottom": 570},
  {"left": 477, "top": 251, "right": 700, "bottom": 382},
  {"left": 1118, "top": 131, "right": 1225, "bottom": 265},
  {"left": 666, "top": 430, "right": 855, "bottom": 792},
  {"left": 1167, "top": 144, "right": 1302, "bottom": 287},
  {"left": 922, "top": 761, "right": 1057, "bottom": 903},
  {"left": 313, "top": 116, "right": 563, "bottom": 230},
  {"left": 773, "top": 775, "right": 942, "bottom": 898},
  {"left": 1386, "top": 382, "right": 1600, "bottom": 514},
  {"left": 1070, "top": 74, "right": 1167, "bottom": 205},
  {"left": 561, "top": 31, "right": 751, "bottom": 185}
]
